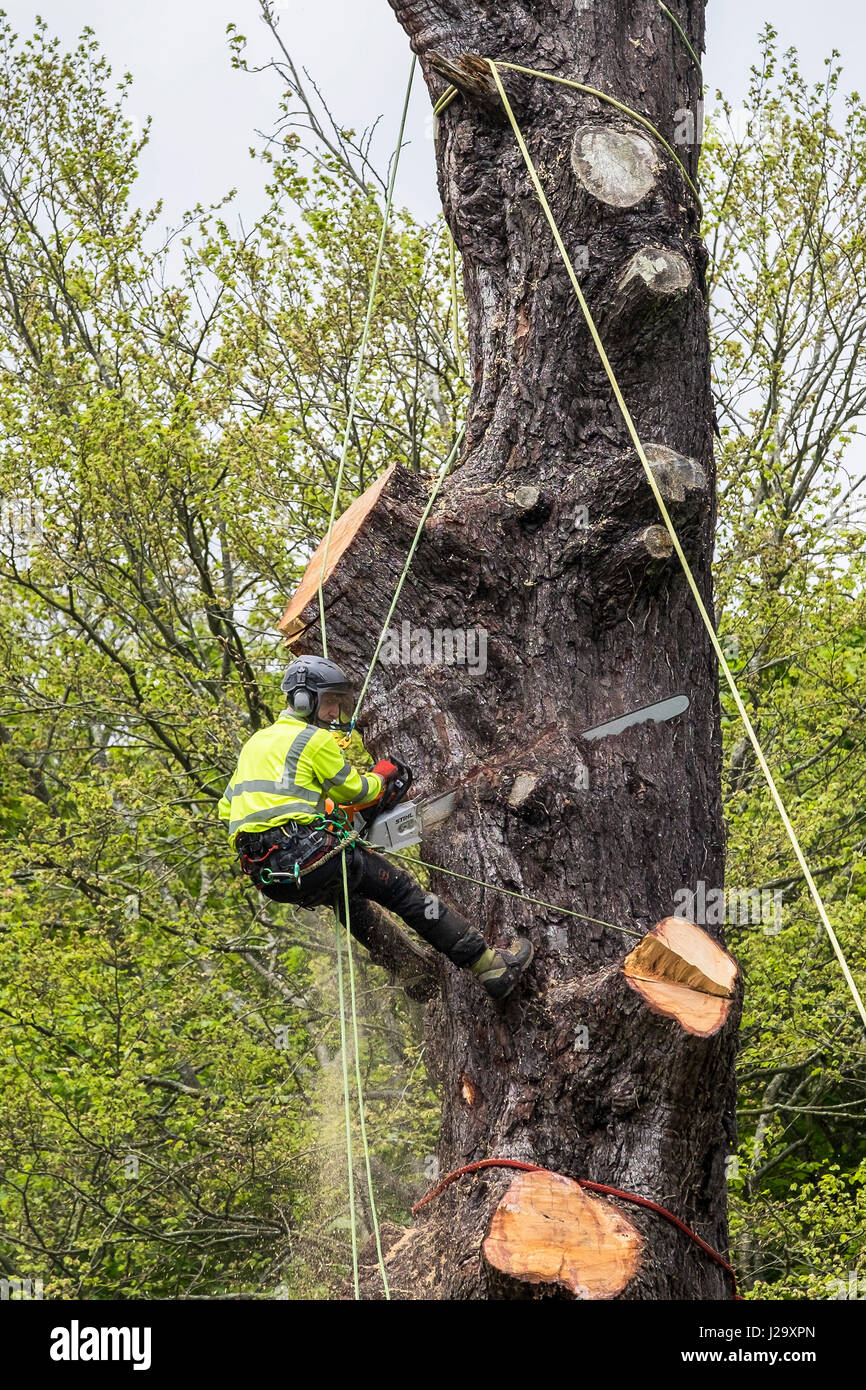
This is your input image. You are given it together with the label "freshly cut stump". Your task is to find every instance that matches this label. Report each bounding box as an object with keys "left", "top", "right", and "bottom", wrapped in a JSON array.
[
  {"left": 278, "top": 462, "right": 396, "bottom": 644},
  {"left": 483, "top": 1170, "right": 642, "bottom": 1299},
  {"left": 623, "top": 916, "right": 738, "bottom": 1037}
]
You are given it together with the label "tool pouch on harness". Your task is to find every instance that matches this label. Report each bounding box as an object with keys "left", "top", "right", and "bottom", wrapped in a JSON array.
[{"left": 236, "top": 822, "right": 346, "bottom": 892}]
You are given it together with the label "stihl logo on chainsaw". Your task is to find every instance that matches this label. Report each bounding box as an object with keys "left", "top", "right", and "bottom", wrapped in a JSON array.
[{"left": 359, "top": 695, "right": 690, "bottom": 851}]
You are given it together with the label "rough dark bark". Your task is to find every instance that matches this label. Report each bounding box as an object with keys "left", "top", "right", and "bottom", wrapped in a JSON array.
[
  {"left": 339, "top": 895, "right": 440, "bottom": 1002},
  {"left": 304, "top": 0, "right": 740, "bottom": 1298}
]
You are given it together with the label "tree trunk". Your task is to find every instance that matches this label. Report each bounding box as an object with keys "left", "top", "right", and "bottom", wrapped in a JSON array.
[{"left": 300, "top": 0, "right": 740, "bottom": 1298}]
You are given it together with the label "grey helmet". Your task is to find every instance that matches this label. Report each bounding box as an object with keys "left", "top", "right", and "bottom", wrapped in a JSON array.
[{"left": 281, "top": 656, "right": 354, "bottom": 731}]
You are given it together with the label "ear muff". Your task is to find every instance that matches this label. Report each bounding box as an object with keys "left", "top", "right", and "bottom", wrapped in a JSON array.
[{"left": 291, "top": 689, "right": 313, "bottom": 715}]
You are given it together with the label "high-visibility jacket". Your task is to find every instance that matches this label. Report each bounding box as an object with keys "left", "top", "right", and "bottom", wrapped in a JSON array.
[{"left": 218, "top": 711, "right": 384, "bottom": 848}]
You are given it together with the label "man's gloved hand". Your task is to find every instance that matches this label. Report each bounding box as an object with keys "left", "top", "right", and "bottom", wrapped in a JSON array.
[
  {"left": 371, "top": 759, "right": 399, "bottom": 786},
  {"left": 344, "top": 760, "right": 405, "bottom": 818}
]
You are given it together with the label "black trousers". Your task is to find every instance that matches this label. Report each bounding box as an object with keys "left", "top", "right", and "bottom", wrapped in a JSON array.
[{"left": 235, "top": 827, "right": 488, "bottom": 968}]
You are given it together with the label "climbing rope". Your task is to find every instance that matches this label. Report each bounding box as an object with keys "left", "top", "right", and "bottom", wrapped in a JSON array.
[
  {"left": 411, "top": 1158, "right": 742, "bottom": 1298},
  {"left": 657, "top": 1, "right": 704, "bottom": 79},
  {"left": 434, "top": 63, "right": 699, "bottom": 203},
  {"left": 493, "top": 59, "right": 701, "bottom": 203},
  {"left": 480, "top": 56, "right": 866, "bottom": 1033},
  {"left": 376, "top": 845, "right": 643, "bottom": 940},
  {"left": 312, "top": 58, "right": 418, "bottom": 1299},
  {"left": 316, "top": 57, "right": 416, "bottom": 659},
  {"left": 340, "top": 853, "right": 390, "bottom": 1298},
  {"left": 350, "top": 426, "right": 466, "bottom": 727},
  {"left": 447, "top": 226, "right": 465, "bottom": 380}
]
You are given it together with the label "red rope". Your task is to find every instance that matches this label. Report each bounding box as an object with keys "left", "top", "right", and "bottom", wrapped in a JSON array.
[{"left": 412, "top": 1158, "right": 742, "bottom": 1299}]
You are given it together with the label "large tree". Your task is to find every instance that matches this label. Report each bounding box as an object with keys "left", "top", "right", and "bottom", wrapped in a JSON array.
[{"left": 289, "top": 0, "right": 739, "bottom": 1298}]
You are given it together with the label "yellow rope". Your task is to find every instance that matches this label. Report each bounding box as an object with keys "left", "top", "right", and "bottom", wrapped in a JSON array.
[
  {"left": 433, "top": 86, "right": 459, "bottom": 118},
  {"left": 489, "top": 59, "right": 700, "bottom": 203},
  {"left": 429, "top": 44, "right": 699, "bottom": 201},
  {"left": 486, "top": 57, "right": 866, "bottom": 1034},
  {"left": 447, "top": 226, "right": 465, "bottom": 379},
  {"left": 313, "top": 58, "right": 417, "bottom": 1298},
  {"left": 658, "top": 1, "right": 704, "bottom": 78},
  {"left": 317, "top": 58, "right": 417, "bottom": 657},
  {"left": 341, "top": 855, "right": 390, "bottom": 1298}
]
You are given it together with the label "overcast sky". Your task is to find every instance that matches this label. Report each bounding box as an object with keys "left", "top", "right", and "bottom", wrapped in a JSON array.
[{"left": 3, "top": 0, "right": 865, "bottom": 231}]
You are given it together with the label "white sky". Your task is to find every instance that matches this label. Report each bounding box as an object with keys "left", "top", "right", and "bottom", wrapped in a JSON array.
[{"left": 2, "top": 1, "right": 865, "bottom": 232}]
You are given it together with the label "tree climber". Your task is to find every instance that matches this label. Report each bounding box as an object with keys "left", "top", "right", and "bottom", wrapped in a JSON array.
[{"left": 219, "top": 657, "right": 534, "bottom": 999}]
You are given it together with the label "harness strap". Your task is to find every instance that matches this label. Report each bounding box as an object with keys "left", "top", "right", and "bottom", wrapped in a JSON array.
[{"left": 259, "top": 834, "right": 360, "bottom": 884}]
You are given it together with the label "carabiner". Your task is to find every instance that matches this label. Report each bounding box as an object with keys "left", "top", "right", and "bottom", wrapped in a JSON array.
[{"left": 258, "top": 865, "right": 300, "bottom": 884}]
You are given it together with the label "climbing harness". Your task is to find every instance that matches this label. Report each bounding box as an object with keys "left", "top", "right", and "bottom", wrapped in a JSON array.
[
  {"left": 258, "top": 834, "right": 359, "bottom": 885},
  {"left": 238, "top": 813, "right": 358, "bottom": 886}
]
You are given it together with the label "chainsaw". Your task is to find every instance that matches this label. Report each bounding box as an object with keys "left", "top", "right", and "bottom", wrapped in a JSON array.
[
  {"left": 357, "top": 694, "right": 690, "bottom": 852},
  {"left": 351, "top": 759, "right": 456, "bottom": 851}
]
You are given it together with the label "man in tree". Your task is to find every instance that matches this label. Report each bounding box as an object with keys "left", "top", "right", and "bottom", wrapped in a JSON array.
[{"left": 219, "top": 657, "right": 534, "bottom": 999}]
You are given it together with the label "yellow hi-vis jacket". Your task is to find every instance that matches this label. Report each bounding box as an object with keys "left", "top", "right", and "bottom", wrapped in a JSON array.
[{"left": 218, "top": 711, "right": 384, "bottom": 848}]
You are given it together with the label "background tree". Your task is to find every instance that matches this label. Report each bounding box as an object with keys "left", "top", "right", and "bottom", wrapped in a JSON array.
[
  {"left": 0, "top": 11, "right": 453, "bottom": 1297},
  {"left": 703, "top": 32, "right": 866, "bottom": 1296}
]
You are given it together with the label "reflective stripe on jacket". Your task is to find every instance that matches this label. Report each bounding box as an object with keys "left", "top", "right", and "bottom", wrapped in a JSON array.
[{"left": 218, "top": 711, "right": 383, "bottom": 847}]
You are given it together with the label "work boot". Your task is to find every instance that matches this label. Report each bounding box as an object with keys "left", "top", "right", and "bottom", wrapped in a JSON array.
[{"left": 468, "top": 937, "right": 534, "bottom": 999}]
